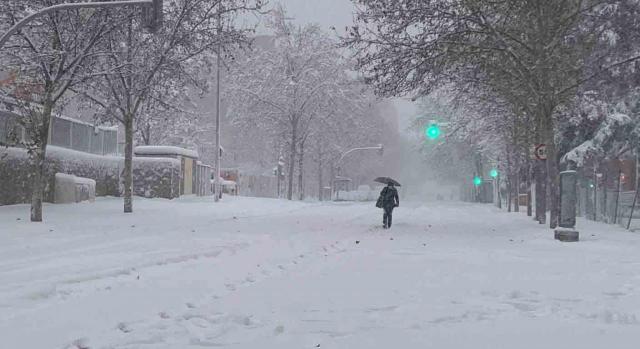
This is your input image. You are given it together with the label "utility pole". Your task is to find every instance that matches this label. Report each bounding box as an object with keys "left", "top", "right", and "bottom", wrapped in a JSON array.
[{"left": 213, "top": 8, "right": 222, "bottom": 202}]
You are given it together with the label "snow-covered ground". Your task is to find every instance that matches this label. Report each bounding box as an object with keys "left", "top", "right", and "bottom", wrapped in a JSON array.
[{"left": 1, "top": 196, "right": 640, "bottom": 348}]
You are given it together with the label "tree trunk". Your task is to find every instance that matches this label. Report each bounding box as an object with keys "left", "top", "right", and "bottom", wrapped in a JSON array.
[
  {"left": 514, "top": 163, "right": 520, "bottom": 212},
  {"left": 298, "top": 141, "right": 304, "bottom": 201},
  {"left": 603, "top": 172, "right": 608, "bottom": 222},
  {"left": 506, "top": 151, "right": 512, "bottom": 212},
  {"left": 287, "top": 120, "right": 297, "bottom": 200},
  {"left": 527, "top": 159, "right": 533, "bottom": 217},
  {"left": 143, "top": 124, "right": 151, "bottom": 145},
  {"left": 123, "top": 112, "right": 134, "bottom": 213},
  {"left": 507, "top": 176, "right": 512, "bottom": 212},
  {"left": 543, "top": 114, "right": 559, "bottom": 229},
  {"left": 535, "top": 159, "right": 547, "bottom": 224},
  {"left": 30, "top": 145, "right": 47, "bottom": 222},
  {"left": 534, "top": 111, "right": 547, "bottom": 224},
  {"left": 318, "top": 148, "right": 323, "bottom": 201},
  {"left": 330, "top": 162, "right": 335, "bottom": 201},
  {"left": 30, "top": 98, "right": 53, "bottom": 222}
]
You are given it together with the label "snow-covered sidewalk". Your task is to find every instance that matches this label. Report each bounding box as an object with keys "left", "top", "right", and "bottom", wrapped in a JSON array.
[{"left": 1, "top": 197, "right": 640, "bottom": 348}]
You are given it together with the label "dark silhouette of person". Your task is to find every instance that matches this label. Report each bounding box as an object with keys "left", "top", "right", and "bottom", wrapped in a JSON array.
[{"left": 380, "top": 183, "right": 399, "bottom": 229}]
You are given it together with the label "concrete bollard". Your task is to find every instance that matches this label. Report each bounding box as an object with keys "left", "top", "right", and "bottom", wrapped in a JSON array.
[{"left": 555, "top": 170, "right": 579, "bottom": 242}]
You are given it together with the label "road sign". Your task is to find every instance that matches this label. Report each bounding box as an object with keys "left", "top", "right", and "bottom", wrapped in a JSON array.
[{"left": 533, "top": 144, "right": 547, "bottom": 160}]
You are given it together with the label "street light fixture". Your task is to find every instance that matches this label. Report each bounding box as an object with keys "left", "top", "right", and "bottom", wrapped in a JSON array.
[
  {"left": 333, "top": 144, "right": 384, "bottom": 200},
  {"left": 0, "top": 0, "right": 163, "bottom": 50}
]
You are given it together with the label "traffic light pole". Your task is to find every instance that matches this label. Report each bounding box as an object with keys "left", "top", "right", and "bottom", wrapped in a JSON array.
[{"left": 0, "top": 0, "right": 159, "bottom": 50}]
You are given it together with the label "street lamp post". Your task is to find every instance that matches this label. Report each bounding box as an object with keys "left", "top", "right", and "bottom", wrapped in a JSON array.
[
  {"left": 213, "top": 9, "right": 222, "bottom": 203},
  {"left": 275, "top": 156, "right": 285, "bottom": 198},
  {"left": 0, "top": 0, "right": 163, "bottom": 50},
  {"left": 332, "top": 144, "right": 384, "bottom": 200}
]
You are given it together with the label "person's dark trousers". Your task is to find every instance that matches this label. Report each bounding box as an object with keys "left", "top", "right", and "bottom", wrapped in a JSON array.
[{"left": 383, "top": 206, "right": 394, "bottom": 228}]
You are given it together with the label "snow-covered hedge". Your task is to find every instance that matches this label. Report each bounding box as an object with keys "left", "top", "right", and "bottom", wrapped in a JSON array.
[
  {"left": 336, "top": 190, "right": 378, "bottom": 202},
  {"left": 0, "top": 146, "right": 180, "bottom": 205},
  {"left": 132, "top": 156, "right": 181, "bottom": 199},
  {"left": 54, "top": 173, "right": 96, "bottom": 204}
]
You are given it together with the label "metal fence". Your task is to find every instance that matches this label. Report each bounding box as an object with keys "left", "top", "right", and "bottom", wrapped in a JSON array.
[
  {"left": 0, "top": 111, "right": 118, "bottom": 155},
  {"left": 578, "top": 185, "right": 640, "bottom": 230}
]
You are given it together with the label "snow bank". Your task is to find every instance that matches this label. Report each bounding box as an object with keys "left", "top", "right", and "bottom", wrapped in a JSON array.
[{"left": 337, "top": 189, "right": 378, "bottom": 202}]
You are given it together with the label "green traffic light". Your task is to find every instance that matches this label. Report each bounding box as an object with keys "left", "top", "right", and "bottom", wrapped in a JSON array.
[
  {"left": 489, "top": 169, "right": 498, "bottom": 178},
  {"left": 473, "top": 176, "right": 482, "bottom": 186},
  {"left": 425, "top": 123, "right": 441, "bottom": 140}
]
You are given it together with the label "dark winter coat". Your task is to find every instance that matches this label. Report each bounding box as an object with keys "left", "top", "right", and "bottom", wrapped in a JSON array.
[{"left": 380, "top": 186, "right": 399, "bottom": 208}]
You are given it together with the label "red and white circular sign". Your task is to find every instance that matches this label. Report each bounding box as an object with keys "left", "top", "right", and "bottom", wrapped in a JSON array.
[{"left": 534, "top": 144, "right": 547, "bottom": 160}]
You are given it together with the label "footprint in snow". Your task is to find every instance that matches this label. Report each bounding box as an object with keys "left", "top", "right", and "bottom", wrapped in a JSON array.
[
  {"left": 66, "top": 338, "right": 90, "bottom": 349},
  {"left": 117, "top": 322, "right": 133, "bottom": 333},
  {"left": 186, "top": 302, "right": 197, "bottom": 309}
]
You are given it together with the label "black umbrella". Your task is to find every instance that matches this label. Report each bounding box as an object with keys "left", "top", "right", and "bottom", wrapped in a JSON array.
[{"left": 374, "top": 177, "right": 401, "bottom": 187}]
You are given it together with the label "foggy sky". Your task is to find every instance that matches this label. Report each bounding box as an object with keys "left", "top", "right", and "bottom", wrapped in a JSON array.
[
  {"left": 272, "top": 0, "right": 419, "bottom": 132},
  {"left": 277, "top": 0, "right": 356, "bottom": 32}
]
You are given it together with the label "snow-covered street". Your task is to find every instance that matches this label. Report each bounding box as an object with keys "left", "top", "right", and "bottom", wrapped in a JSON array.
[{"left": 1, "top": 197, "right": 640, "bottom": 348}]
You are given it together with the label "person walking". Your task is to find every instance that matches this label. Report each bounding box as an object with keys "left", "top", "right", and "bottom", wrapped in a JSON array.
[{"left": 379, "top": 183, "right": 399, "bottom": 229}]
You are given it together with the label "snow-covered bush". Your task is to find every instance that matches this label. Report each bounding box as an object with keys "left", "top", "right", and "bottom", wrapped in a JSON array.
[{"left": 0, "top": 146, "right": 180, "bottom": 205}]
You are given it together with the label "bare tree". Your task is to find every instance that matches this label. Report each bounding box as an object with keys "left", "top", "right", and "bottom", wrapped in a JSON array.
[
  {"left": 226, "top": 8, "right": 358, "bottom": 200},
  {"left": 78, "top": 0, "right": 261, "bottom": 212},
  {"left": 0, "top": 1, "right": 121, "bottom": 221}
]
